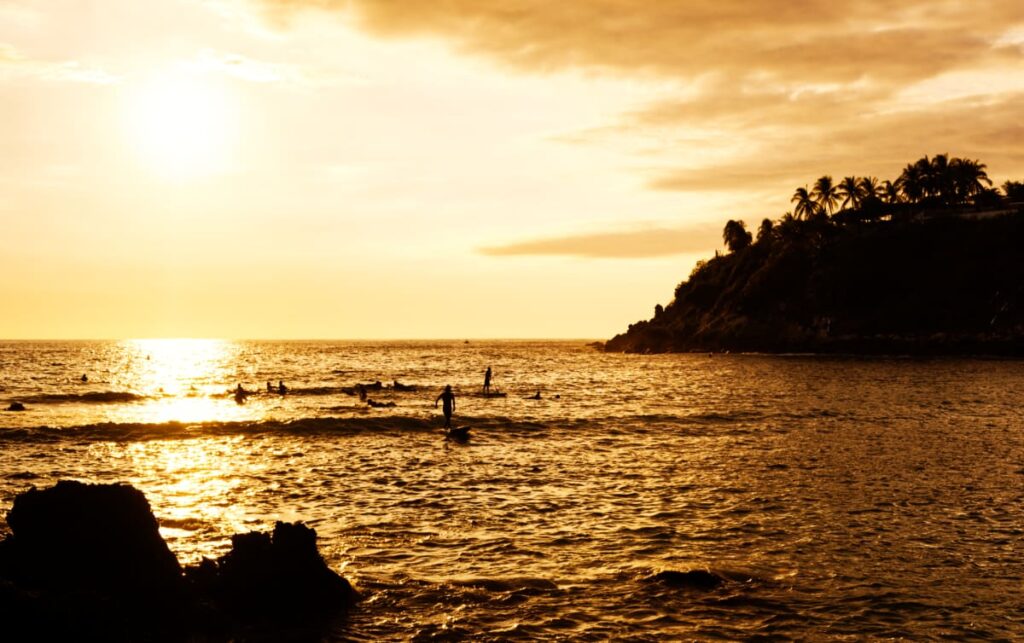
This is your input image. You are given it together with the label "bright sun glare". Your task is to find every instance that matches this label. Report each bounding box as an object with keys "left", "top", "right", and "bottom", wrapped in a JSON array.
[{"left": 124, "top": 72, "right": 236, "bottom": 179}]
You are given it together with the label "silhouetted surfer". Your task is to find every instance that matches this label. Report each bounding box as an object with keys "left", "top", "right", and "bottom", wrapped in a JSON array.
[
  {"left": 483, "top": 366, "right": 492, "bottom": 394},
  {"left": 267, "top": 381, "right": 273, "bottom": 392},
  {"left": 80, "top": 374, "right": 88, "bottom": 383},
  {"left": 435, "top": 384, "right": 456, "bottom": 429},
  {"left": 278, "top": 380, "right": 287, "bottom": 394},
  {"left": 234, "top": 384, "right": 249, "bottom": 404}
]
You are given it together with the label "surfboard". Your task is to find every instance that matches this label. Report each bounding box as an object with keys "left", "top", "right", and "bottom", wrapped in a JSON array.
[{"left": 445, "top": 426, "right": 471, "bottom": 441}]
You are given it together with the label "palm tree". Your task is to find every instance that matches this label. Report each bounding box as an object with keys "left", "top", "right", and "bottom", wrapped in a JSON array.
[
  {"left": 930, "top": 153, "right": 952, "bottom": 202},
  {"left": 811, "top": 175, "right": 839, "bottom": 216},
  {"left": 898, "top": 162, "right": 925, "bottom": 203},
  {"left": 911, "top": 156, "right": 934, "bottom": 199},
  {"left": 950, "top": 157, "right": 991, "bottom": 203},
  {"left": 837, "top": 176, "right": 863, "bottom": 210},
  {"left": 880, "top": 179, "right": 901, "bottom": 204},
  {"left": 757, "top": 218, "right": 774, "bottom": 243},
  {"left": 858, "top": 176, "right": 885, "bottom": 201},
  {"left": 791, "top": 186, "right": 818, "bottom": 220},
  {"left": 722, "top": 219, "right": 752, "bottom": 253}
]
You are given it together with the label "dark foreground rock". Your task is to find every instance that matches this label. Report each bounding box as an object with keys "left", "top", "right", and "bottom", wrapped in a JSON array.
[
  {"left": 0, "top": 481, "right": 357, "bottom": 642},
  {"left": 188, "top": 521, "right": 358, "bottom": 623}
]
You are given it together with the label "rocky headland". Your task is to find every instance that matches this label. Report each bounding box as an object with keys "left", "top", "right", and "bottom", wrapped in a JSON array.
[{"left": 606, "top": 157, "right": 1024, "bottom": 355}]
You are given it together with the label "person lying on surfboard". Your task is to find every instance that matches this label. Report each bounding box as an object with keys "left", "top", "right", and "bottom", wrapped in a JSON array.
[{"left": 435, "top": 384, "right": 456, "bottom": 428}]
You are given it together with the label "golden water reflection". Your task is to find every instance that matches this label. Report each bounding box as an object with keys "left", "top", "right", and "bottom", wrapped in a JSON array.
[
  {"left": 114, "top": 338, "right": 264, "bottom": 425},
  {"left": 94, "top": 437, "right": 274, "bottom": 565}
]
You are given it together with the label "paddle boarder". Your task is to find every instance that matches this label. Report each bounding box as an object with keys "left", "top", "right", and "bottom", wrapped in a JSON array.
[
  {"left": 483, "top": 366, "right": 492, "bottom": 394},
  {"left": 435, "top": 384, "right": 456, "bottom": 429}
]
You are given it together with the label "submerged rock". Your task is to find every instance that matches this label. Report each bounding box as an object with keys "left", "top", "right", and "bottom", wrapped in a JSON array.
[
  {"left": 5, "top": 402, "right": 25, "bottom": 411},
  {"left": 646, "top": 569, "right": 725, "bottom": 591}
]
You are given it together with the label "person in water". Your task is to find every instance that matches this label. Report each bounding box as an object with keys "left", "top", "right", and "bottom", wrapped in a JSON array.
[
  {"left": 80, "top": 374, "right": 88, "bottom": 383},
  {"left": 267, "top": 381, "right": 273, "bottom": 392},
  {"left": 483, "top": 366, "right": 492, "bottom": 394},
  {"left": 278, "top": 380, "right": 287, "bottom": 394},
  {"left": 234, "top": 384, "right": 249, "bottom": 404},
  {"left": 435, "top": 384, "right": 456, "bottom": 429}
]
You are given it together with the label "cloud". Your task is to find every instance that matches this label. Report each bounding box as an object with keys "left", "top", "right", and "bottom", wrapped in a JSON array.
[
  {"left": 185, "top": 48, "right": 363, "bottom": 86},
  {"left": 259, "top": 1, "right": 1023, "bottom": 85},
  {"left": 479, "top": 223, "right": 722, "bottom": 258},
  {"left": 0, "top": 43, "right": 119, "bottom": 84},
  {"left": 647, "top": 92, "right": 1024, "bottom": 194},
  {"left": 259, "top": 0, "right": 1024, "bottom": 207}
]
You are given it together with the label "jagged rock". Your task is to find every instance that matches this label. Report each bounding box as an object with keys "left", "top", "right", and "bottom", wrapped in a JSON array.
[
  {"left": 190, "top": 520, "right": 358, "bottom": 622},
  {"left": 5, "top": 402, "right": 25, "bottom": 411}
]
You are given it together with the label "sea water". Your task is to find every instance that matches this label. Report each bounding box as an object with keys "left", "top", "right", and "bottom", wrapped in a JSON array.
[{"left": 0, "top": 340, "right": 1022, "bottom": 640}]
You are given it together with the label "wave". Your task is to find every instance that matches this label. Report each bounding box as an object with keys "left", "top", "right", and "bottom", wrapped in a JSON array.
[
  {"left": 0, "top": 413, "right": 572, "bottom": 444},
  {"left": 13, "top": 391, "right": 151, "bottom": 405},
  {"left": 0, "top": 415, "right": 444, "bottom": 444}
]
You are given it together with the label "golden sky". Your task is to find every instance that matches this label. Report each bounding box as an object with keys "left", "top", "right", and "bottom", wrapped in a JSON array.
[{"left": 2, "top": 0, "right": 1022, "bottom": 338}]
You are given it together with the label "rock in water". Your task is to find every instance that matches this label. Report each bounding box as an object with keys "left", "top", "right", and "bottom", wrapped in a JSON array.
[
  {"left": 5, "top": 402, "right": 25, "bottom": 411},
  {"left": 647, "top": 569, "right": 725, "bottom": 591},
  {"left": 199, "top": 520, "right": 358, "bottom": 621},
  {"left": 3, "top": 480, "right": 182, "bottom": 599},
  {"left": 0, "top": 481, "right": 357, "bottom": 639}
]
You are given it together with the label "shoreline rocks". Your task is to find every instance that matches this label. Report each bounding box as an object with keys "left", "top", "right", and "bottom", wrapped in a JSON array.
[{"left": 0, "top": 480, "right": 357, "bottom": 641}]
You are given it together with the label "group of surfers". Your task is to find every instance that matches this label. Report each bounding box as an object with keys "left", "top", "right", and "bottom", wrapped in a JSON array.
[
  {"left": 232, "top": 367, "right": 545, "bottom": 426},
  {"left": 234, "top": 381, "right": 287, "bottom": 403}
]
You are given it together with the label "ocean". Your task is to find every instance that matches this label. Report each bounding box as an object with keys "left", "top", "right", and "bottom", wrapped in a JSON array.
[{"left": 1, "top": 340, "right": 1022, "bottom": 640}]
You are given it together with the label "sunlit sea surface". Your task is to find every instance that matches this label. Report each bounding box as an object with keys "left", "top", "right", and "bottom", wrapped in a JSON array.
[{"left": 1, "top": 340, "right": 1022, "bottom": 640}]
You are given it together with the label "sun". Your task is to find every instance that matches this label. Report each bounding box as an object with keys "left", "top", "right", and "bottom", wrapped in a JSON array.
[{"left": 124, "top": 71, "right": 237, "bottom": 179}]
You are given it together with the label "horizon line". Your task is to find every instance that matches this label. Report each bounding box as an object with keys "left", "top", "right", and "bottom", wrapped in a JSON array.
[{"left": 0, "top": 337, "right": 604, "bottom": 342}]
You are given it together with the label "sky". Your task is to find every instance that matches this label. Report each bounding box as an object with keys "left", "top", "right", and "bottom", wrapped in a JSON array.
[{"left": 1, "top": 0, "right": 1022, "bottom": 339}]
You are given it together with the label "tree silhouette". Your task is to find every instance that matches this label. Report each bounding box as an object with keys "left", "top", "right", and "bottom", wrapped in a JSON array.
[
  {"left": 950, "top": 157, "right": 991, "bottom": 203},
  {"left": 791, "top": 186, "right": 818, "bottom": 220},
  {"left": 722, "top": 219, "right": 752, "bottom": 253},
  {"left": 1003, "top": 180, "right": 1024, "bottom": 202},
  {"left": 881, "top": 179, "right": 901, "bottom": 204},
  {"left": 837, "top": 176, "right": 864, "bottom": 210},
  {"left": 811, "top": 175, "right": 839, "bottom": 216},
  {"left": 859, "top": 176, "right": 885, "bottom": 201},
  {"left": 898, "top": 162, "right": 926, "bottom": 203},
  {"left": 930, "top": 153, "right": 953, "bottom": 202}
]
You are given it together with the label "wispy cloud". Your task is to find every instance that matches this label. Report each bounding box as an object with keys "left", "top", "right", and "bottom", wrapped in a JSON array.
[
  {"left": 479, "top": 224, "right": 722, "bottom": 259},
  {"left": 0, "top": 43, "right": 120, "bottom": 84}
]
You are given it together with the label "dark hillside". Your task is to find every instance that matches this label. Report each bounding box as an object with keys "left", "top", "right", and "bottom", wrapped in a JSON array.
[{"left": 605, "top": 214, "right": 1024, "bottom": 354}]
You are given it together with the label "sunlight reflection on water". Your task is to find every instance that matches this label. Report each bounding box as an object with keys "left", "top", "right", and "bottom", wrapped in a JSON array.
[{"left": 1, "top": 342, "right": 1023, "bottom": 639}]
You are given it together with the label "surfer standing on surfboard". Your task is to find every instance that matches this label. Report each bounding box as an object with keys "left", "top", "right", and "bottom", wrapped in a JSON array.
[
  {"left": 483, "top": 366, "right": 492, "bottom": 394},
  {"left": 435, "top": 384, "right": 456, "bottom": 428}
]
